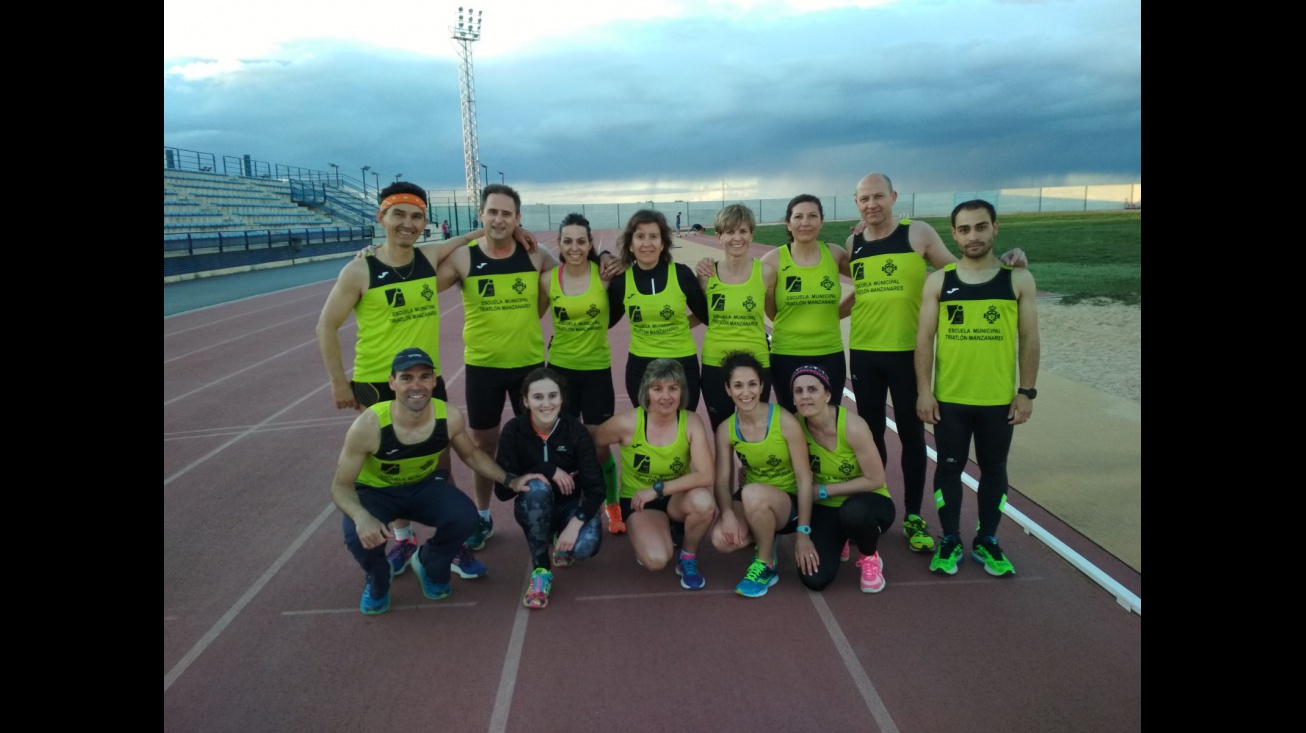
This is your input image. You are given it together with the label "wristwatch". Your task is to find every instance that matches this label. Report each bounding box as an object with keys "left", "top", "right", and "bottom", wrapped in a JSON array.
[
  {"left": 1017, "top": 388, "right": 1038, "bottom": 400},
  {"left": 653, "top": 480, "right": 665, "bottom": 499},
  {"left": 796, "top": 525, "right": 812, "bottom": 535},
  {"left": 817, "top": 485, "right": 828, "bottom": 500},
  {"left": 503, "top": 471, "right": 519, "bottom": 489}
]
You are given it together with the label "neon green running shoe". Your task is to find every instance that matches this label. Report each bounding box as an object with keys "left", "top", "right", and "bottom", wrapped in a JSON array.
[
  {"left": 929, "top": 535, "right": 963, "bottom": 576},
  {"left": 971, "top": 536, "right": 1015, "bottom": 577},
  {"left": 735, "top": 558, "right": 779, "bottom": 598},
  {"left": 902, "top": 514, "right": 936, "bottom": 553}
]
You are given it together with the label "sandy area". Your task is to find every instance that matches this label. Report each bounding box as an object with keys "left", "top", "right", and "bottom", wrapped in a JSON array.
[{"left": 1036, "top": 299, "right": 1140, "bottom": 404}]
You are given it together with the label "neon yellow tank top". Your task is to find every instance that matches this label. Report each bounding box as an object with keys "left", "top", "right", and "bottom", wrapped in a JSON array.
[
  {"left": 353, "top": 254, "right": 441, "bottom": 382},
  {"left": 771, "top": 242, "right": 843, "bottom": 355},
  {"left": 848, "top": 221, "right": 927, "bottom": 352},
  {"left": 933, "top": 265, "right": 1019, "bottom": 406},
  {"left": 624, "top": 265, "right": 696, "bottom": 359},
  {"left": 460, "top": 242, "right": 543, "bottom": 368},
  {"left": 547, "top": 262, "right": 611, "bottom": 370},
  {"left": 702, "top": 259, "right": 770, "bottom": 368},
  {"left": 619, "top": 408, "right": 691, "bottom": 499},
  {"left": 800, "top": 407, "right": 889, "bottom": 508},
  {"left": 727, "top": 405, "right": 796, "bottom": 494},
  {"left": 356, "top": 400, "right": 449, "bottom": 488}
]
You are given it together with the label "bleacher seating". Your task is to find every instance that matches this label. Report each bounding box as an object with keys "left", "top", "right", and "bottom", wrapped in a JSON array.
[{"left": 162, "top": 169, "right": 345, "bottom": 234}]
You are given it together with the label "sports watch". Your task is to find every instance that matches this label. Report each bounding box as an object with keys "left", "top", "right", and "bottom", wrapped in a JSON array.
[
  {"left": 653, "top": 480, "right": 665, "bottom": 499},
  {"left": 1017, "top": 388, "right": 1037, "bottom": 400}
]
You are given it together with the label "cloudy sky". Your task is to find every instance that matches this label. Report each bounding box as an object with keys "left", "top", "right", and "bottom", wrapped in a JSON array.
[{"left": 163, "top": 0, "right": 1141, "bottom": 205}]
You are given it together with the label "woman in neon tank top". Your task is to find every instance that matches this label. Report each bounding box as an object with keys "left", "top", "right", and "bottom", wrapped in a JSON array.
[
  {"left": 706, "top": 351, "right": 815, "bottom": 598},
  {"left": 696, "top": 204, "right": 775, "bottom": 432},
  {"left": 538, "top": 213, "right": 627, "bottom": 537},
  {"left": 791, "top": 365, "right": 896, "bottom": 594},
  {"left": 593, "top": 359, "right": 716, "bottom": 590},
  {"left": 605, "top": 210, "right": 710, "bottom": 413},
  {"left": 761, "top": 194, "right": 852, "bottom": 413}
]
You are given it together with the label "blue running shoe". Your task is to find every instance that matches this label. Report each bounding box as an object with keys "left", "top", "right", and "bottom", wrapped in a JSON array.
[
  {"left": 387, "top": 537, "right": 419, "bottom": 577},
  {"left": 464, "top": 516, "right": 494, "bottom": 551},
  {"left": 451, "top": 546, "right": 488, "bottom": 579},
  {"left": 410, "top": 547, "right": 453, "bottom": 600},
  {"left": 360, "top": 579, "right": 390, "bottom": 615},
  {"left": 735, "top": 559, "right": 778, "bottom": 598},
  {"left": 676, "top": 555, "right": 706, "bottom": 590}
]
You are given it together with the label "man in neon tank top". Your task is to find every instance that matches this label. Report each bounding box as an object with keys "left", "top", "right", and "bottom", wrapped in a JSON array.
[
  {"left": 330, "top": 348, "right": 546, "bottom": 615},
  {"left": 915, "top": 200, "right": 1040, "bottom": 579},
  {"left": 837, "top": 172, "right": 1028, "bottom": 557},
  {"left": 438, "top": 184, "right": 560, "bottom": 552}
]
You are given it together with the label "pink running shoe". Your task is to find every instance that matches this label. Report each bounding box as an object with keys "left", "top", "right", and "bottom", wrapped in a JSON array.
[
  {"left": 856, "top": 552, "right": 885, "bottom": 593},
  {"left": 840, "top": 540, "right": 851, "bottom": 562}
]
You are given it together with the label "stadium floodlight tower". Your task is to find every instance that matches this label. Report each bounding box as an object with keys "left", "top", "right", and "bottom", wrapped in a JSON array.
[{"left": 451, "top": 7, "right": 484, "bottom": 209}]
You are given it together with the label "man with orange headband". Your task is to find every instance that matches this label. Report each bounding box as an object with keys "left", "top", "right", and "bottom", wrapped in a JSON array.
[
  {"left": 435, "top": 184, "right": 560, "bottom": 551},
  {"left": 316, "top": 181, "right": 534, "bottom": 576}
]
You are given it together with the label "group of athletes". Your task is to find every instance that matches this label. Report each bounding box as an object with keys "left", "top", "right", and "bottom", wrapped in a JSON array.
[{"left": 318, "top": 171, "right": 1041, "bottom": 614}]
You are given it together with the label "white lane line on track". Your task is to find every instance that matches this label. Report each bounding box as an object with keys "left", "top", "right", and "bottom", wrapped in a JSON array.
[
  {"left": 843, "top": 387, "right": 1140, "bottom": 616},
  {"left": 165, "top": 416, "right": 352, "bottom": 438},
  {"left": 164, "top": 420, "right": 353, "bottom": 442},
  {"left": 575, "top": 589, "right": 734, "bottom": 601},
  {"left": 280, "top": 602, "right": 477, "bottom": 616},
  {"left": 165, "top": 312, "right": 317, "bottom": 364},
  {"left": 489, "top": 568, "right": 535, "bottom": 733},
  {"left": 165, "top": 502, "right": 336, "bottom": 693},
  {"left": 808, "top": 590, "right": 900, "bottom": 733},
  {"left": 165, "top": 289, "right": 328, "bottom": 332},
  {"left": 164, "top": 383, "right": 329, "bottom": 486},
  {"left": 164, "top": 338, "right": 319, "bottom": 406}
]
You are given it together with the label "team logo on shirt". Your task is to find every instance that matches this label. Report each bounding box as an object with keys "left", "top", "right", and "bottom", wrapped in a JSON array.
[
  {"left": 766, "top": 455, "right": 782, "bottom": 468},
  {"left": 946, "top": 305, "right": 965, "bottom": 324},
  {"left": 810, "top": 455, "right": 821, "bottom": 473},
  {"left": 587, "top": 304, "right": 601, "bottom": 318},
  {"left": 983, "top": 305, "right": 1001, "bottom": 324},
  {"left": 711, "top": 294, "right": 727, "bottom": 311},
  {"left": 659, "top": 305, "right": 675, "bottom": 320},
  {"left": 839, "top": 459, "right": 855, "bottom": 476},
  {"left": 554, "top": 306, "right": 570, "bottom": 322},
  {"left": 820, "top": 276, "right": 836, "bottom": 290},
  {"left": 421, "top": 283, "right": 435, "bottom": 301},
  {"left": 742, "top": 295, "right": 757, "bottom": 311},
  {"left": 629, "top": 305, "right": 643, "bottom": 322},
  {"left": 882, "top": 259, "right": 898, "bottom": 277},
  {"left": 669, "top": 457, "right": 685, "bottom": 473},
  {"left": 478, "top": 279, "right": 495, "bottom": 297},
  {"left": 785, "top": 276, "right": 802, "bottom": 292},
  {"left": 852, "top": 263, "right": 864, "bottom": 281},
  {"left": 512, "top": 277, "right": 527, "bottom": 294},
  {"left": 386, "top": 288, "right": 406, "bottom": 307},
  {"left": 381, "top": 463, "right": 401, "bottom": 475},
  {"left": 633, "top": 453, "right": 651, "bottom": 473}
]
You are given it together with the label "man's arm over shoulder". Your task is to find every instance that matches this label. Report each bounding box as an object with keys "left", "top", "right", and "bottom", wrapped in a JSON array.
[{"left": 910, "top": 220, "right": 957, "bottom": 270}]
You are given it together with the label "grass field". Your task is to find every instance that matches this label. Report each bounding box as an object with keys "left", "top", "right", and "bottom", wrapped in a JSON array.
[{"left": 732, "top": 210, "right": 1141, "bottom": 305}]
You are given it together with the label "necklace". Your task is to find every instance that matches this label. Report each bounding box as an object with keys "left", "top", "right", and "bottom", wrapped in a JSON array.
[{"left": 383, "top": 254, "right": 419, "bottom": 281}]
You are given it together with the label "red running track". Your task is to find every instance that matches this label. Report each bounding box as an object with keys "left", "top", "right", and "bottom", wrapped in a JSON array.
[{"left": 164, "top": 230, "right": 1140, "bottom": 732}]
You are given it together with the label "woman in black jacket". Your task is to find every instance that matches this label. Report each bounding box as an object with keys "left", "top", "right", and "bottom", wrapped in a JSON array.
[{"left": 495, "top": 367, "right": 606, "bottom": 609}]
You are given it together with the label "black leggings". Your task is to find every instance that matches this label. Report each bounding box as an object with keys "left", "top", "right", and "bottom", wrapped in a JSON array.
[
  {"left": 849, "top": 349, "right": 927, "bottom": 515},
  {"left": 799, "top": 492, "right": 896, "bottom": 591},
  {"left": 933, "top": 402, "right": 1013, "bottom": 539}
]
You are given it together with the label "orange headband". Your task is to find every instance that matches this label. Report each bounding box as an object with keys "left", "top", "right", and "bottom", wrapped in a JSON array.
[{"left": 379, "top": 193, "right": 427, "bottom": 212}]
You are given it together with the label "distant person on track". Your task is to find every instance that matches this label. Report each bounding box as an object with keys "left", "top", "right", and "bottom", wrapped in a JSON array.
[
  {"left": 790, "top": 365, "right": 894, "bottom": 593},
  {"left": 442, "top": 219, "right": 451, "bottom": 240},
  {"left": 329, "top": 347, "right": 545, "bottom": 615},
  {"left": 315, "top": 181, "right": 534, "bottom": 577},
  {"left": 438, "top": 184, "right": 560, "bottom": 553},
  {"left": 838, "top": 172, "right": 1027, "bottom": 557},
  {"left": 494, "top": 368, "right": 605, "bottom": 609},
  {"left": 708, "top": 351, "right": 814, "bottom": 598},
  {"left": 540, "top": 213, "right": 626, "bottom": 534},
  {"left": 606, "top": 209, "right": 710, "bottom": 412},
  {"left": 915, "top": 200, "right": 1040, "bottom": 577},
  {"left": 594, "top": 359, "right": 716, "bottom": 590},
  {"left": 676, "top": 212, "right": 682, "bottom": 232}
]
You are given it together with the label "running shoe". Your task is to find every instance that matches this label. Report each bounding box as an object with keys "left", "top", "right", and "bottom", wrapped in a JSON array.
[
  {"left": 856, "top": 552, "right": 885, "bottom": 593},
  {"left": 451, "top": 546, "right": 488, "bottom": 579},
  {"left": 360, "top": 579, "right": 390, "bottom": 615},
  {"left": 971, "top": 536, "right": 1016, "bottom": 577},
  {"left": 522, "top": 568, "right": 552, "bottom": 609},
  {"left": 387, "top": 536, "right": 419, "bottom": 576},
  {"left": 840, "top": 540, "right": 851, "bottom": 562},
  {"left": 410, "top": 547, "right": 453, "bottom": 600},
  {"left": 929, "top": 535, "right": 963, "bottom": 576},
  {"left": 734, "top": 558, "right": 778, "bottom": 598},
  {"left": 903, "top": 514, "right": 936, "bottom": 553},
  {"left": 552, "top": 547, "right": 575, "bottom": 568},
  {"left": 605, "top": 503, "right": 627, "bottom": 535},
  {"left": 676, "top": 555, "right": 706, "bottom": 590},
  {"left": 464, "top": 515, "right": 494, "bottom": 551}
]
